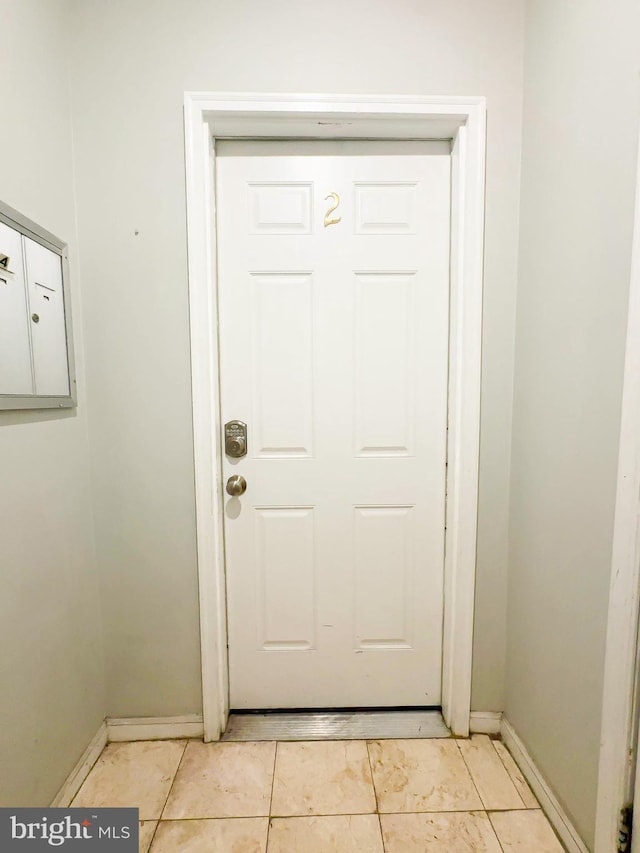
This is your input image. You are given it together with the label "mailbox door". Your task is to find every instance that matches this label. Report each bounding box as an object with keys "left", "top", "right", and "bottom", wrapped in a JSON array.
[{"left": 24, "top": 236, "right": 69, "bottom": 396}]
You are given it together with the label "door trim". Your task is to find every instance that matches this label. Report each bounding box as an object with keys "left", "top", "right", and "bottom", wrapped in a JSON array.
[
  {"left": 183, "top": 92, "right": 487, "bottom": 740},
  {"left": 594, "top": 132, "right": 640, "bottom": 852}
]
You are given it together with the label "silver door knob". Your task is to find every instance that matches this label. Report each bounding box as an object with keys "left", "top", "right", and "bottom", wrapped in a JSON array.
[{"left": 226, "top": 475, "right": 247, "bottom": 496}]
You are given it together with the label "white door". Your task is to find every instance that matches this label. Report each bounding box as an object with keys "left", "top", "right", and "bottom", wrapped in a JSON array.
[{"left": 216, "top": 140, "right": 451, "bottom": 709}]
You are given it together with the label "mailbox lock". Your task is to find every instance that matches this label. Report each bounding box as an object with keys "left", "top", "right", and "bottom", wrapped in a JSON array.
[{"left": 225, "top": 420, "right": 248, "bottom": 458}]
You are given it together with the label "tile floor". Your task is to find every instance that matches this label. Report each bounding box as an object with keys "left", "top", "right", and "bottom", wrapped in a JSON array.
[{"left": 71, "top": 734, "right": 566, "bottom": 851}]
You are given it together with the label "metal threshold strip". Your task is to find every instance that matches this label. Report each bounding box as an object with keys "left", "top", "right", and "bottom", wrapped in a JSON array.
[{"left": 222, "top": 708, "right": 450, "bottom": 741}]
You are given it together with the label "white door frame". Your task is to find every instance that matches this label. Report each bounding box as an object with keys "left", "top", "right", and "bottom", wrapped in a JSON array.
[
  {"left": 183, "top": 92, "right": 486, "bottom": 741},
  {"left": 595, "top": 134, "right": 640, "bottom": 852}
]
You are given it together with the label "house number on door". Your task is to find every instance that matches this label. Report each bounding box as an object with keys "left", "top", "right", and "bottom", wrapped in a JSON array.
[{"left": 324, "top": 192, "right": 341, "bottom": 228}]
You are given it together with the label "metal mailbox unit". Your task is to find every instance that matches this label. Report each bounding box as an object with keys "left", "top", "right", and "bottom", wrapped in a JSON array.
[{"left": 0, "top": 200, "right": 76, "bottom": 410}]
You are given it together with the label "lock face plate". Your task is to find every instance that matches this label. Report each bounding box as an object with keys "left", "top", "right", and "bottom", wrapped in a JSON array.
[{"left": 225, "top": 420, "right": 248, "bottom": 458}]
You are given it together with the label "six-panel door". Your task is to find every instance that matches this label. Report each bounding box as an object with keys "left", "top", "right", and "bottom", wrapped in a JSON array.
[{"left": 216, "top": 140, "right": 451, "bottom": 708}]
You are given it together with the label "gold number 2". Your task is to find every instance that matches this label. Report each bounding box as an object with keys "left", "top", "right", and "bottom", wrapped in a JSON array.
[{"left": 324, "top": 192, "right": 341, "bottom": 228}]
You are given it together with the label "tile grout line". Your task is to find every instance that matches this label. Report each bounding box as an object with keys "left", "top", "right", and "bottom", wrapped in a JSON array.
[
  {"left": 147, "top": 739, "right": 190, "bottom": 850},
  {"left": 264, "top": 741, "right": 278, "bottom": 852},
  {"left": 487, "top": 741, "right": 567, "bottom": 850},
  {"left": 365, "top": 740, "right": 387, "bottom": 853},
  {"left": 147, "top": 808, "right": 543, "bottom": 819},
  {"left": 454, "top": 737, "right": 487, "bottom": 809},
  {"left": 489, "top": 739, "right": 538, "bottom": 810},
  {"left": 487, "top": 810, "right": 569, "bottom": 853},
  {"left": 152, "top": 810, "right": 395, "bottom": 819},
  {"left": 486, "top": 811, "right": 508, "bottom": 853},
  {"left": 454, "top": 738, "right": 508, "bottom": 852},
  {"left": 457, "top": 736, "right": 526, "bottom": 811}
]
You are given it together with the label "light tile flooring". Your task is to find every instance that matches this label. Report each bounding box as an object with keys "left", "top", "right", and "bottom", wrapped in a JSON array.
[{"left": 71, "top": 734, "right": 566, "bottom": 851}]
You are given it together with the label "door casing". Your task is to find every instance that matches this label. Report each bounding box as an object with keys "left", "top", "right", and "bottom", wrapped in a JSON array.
[
  {"left": 183, "top": 92, "right": 487, "bottom": 740},
  {"left": 595, "top": 131, "right": 640, "bottom": 852}
]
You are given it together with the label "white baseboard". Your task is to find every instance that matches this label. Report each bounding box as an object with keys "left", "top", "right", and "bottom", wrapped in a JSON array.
[
  {"left": 50, "top": 722, "right": 108, "bottom": 807},
  {"left": 469, "top": 711, "right": 502, "bottom": 735},
  {"left": 107, "top": 714, "right": 204, "bottom": 742},
  {"left": 501, "top": 718, "right": 588, "bottom": 853},
  {"left": 48, "top": 714, "right": 204, "bottom": 807}
]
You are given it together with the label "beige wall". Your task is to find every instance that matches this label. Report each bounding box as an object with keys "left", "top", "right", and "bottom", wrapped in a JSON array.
[
  {"left": 68, "top": 0, "right": 525, "bottom": 717},
  {"left": 0, "top": 0, "right": 105, "bottom": 806},
  {"left": 506, "top": 0, "right": 640, "bottom": 846},
  {"left": 7, "top": 3, "right": 640, "bottom": 837}
]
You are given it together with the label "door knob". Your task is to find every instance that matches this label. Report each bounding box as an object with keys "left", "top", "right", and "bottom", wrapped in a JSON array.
[{"left": 226, "top": 475, "right": 247, "bottom": 496}]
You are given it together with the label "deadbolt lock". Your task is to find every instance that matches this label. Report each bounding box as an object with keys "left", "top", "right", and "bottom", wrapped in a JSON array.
[{"left": 225, "top": 420, "right": 248, "bottom": 458}]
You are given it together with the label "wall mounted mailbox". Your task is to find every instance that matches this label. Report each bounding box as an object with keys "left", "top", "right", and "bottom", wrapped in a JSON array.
[{"left": 0, "top": 200, "right": 76, "bottom": 409}]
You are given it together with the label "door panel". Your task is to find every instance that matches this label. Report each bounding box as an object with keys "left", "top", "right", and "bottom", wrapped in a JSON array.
[
  {"left": 252, "top": 273, "right": 314, "bottom": 457},
  {"left": 249, "top": 182, "right": 313, "bottom": 234},
  {"left": 216, "top": 140, "right": 451, "bottom": 708},
  {"left": 256, "top": 506, "right": 316, "bottom": 650},
  {"left": 355, "top": 272, "right": 416, "bottom": 455},
  {"left": 354, "top": 182, "right": 418, "bottom": 234},
  {"left": 0, "top": 222, "right": 33, "bottom": 395},
  {"left": 354, "top": 505, "right": 415, "bottom": 649},
  {"left": 23, "top": 236, "right": 69, "bottom": 396}
]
